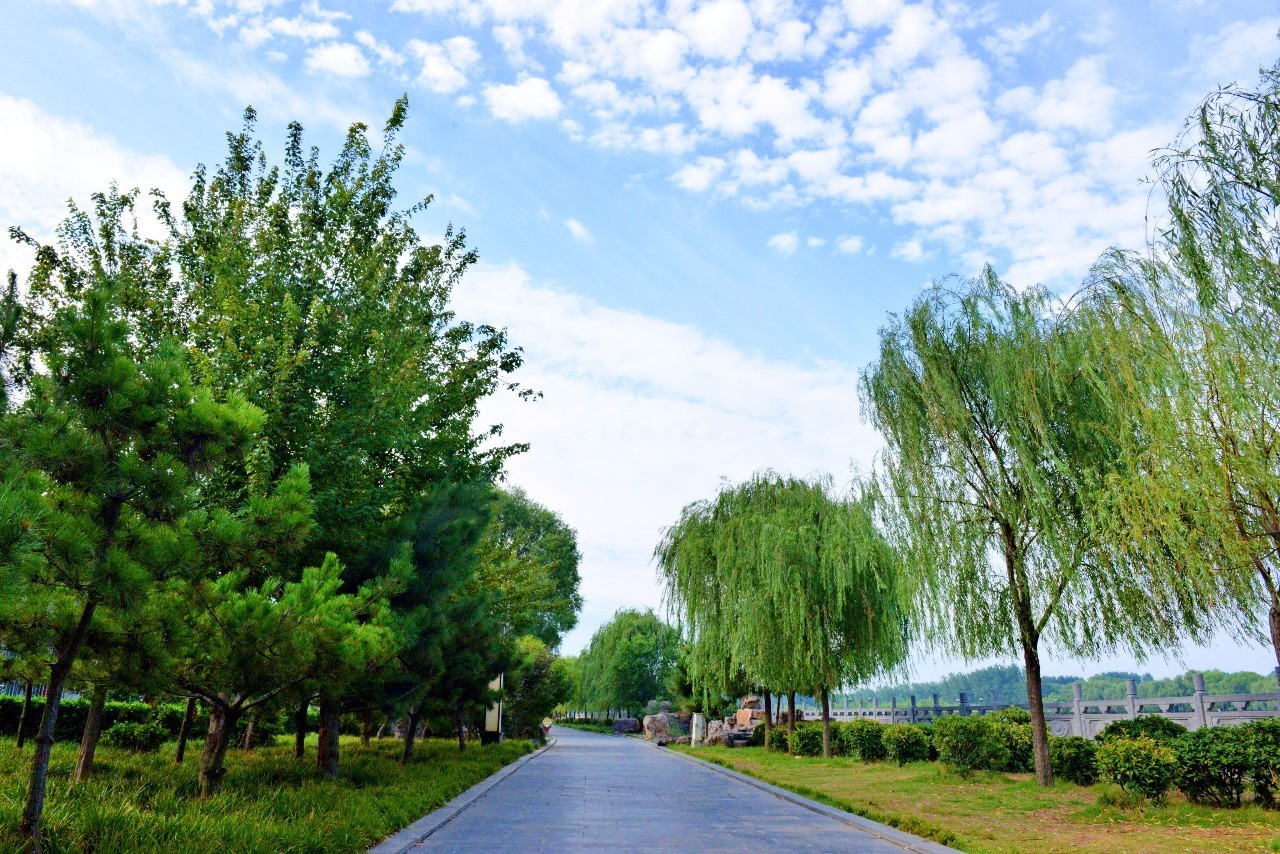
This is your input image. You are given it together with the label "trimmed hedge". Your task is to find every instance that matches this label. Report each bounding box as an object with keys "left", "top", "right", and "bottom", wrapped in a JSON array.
[
  {"left": 840, "top": 719, "right": 888, "bottom": 761},
  {"left": 789, "top": 723, "right": 824, "bottom": 757},
  {"left": 1097, "top": 715, "right": 1187, "bottom": 747},
  {"left": 1246, "top": 718, "right": 1280, "bottom": 806},
  {"left": 1050, "top": 735, "right": 1098, "bottom": 786},
  {"left": 991, "top": 722, "right": 1034, "bottom": 773},
  {"left": 883, "top": 723, "right": 931, "bottom": 765},
  {"left": 932, "top": 715, "right": 1008, "bottom": 777},
  {"left": 0, "top": 695, "right": 202, "bottom": 742},
  {"left": 1097, "top": 736, "right": 1176, "bottom": 802},
  {"left": 102, "top": 721, "right": 169, "bottom": 753}
]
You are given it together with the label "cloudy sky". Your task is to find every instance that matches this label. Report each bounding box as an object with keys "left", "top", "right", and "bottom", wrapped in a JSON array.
[{"left": 4, "top": 0, "right": 1279, "bottom": 681}]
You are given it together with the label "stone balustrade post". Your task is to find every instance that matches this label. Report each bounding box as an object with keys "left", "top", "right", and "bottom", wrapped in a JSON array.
[
  {"left": 1126, "top": 679, "right": 1139, "bottom": 720},
  {"left": 890, "top": 695, "right": 898, "bottom": 724},
  {"left": 992, "top": 689, "right": 1000, "bottom": 707},
  {"left": 910, "top": 694, "right": 918, "bottom": 724},
  {"left": 1192, "top": 672, "right": 1208, "bottom": 729},
  {"left": 932, "top": 693, "right": 940, "bottom": 718},
  {"left": 1072, "top": 682, "right": 1084, "bottom": 737},
  {"left": 958, "top": 692, "right": 969, "bottom": 717}
]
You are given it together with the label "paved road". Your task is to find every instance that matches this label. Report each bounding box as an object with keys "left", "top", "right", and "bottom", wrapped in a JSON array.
[{"left": 412, "top": 726, "right": 930, "bottom": 852}]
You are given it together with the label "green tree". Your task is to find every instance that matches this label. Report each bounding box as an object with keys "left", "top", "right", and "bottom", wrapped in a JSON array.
[
  {"left": 474, "top": 487, "right": 582, "bottom": 648},
  {"left": 859, "top": 270, "right": 1214, "bottom": 785},
  {"left": 1083, "top": 60, "right": 1280, "bottom": 673},
  {"left": 2, "top": 276, "right": 261, "bottom": 847},
  {"left": 657, "top": 472, "right": 908, "bottom": 756},
  {"left": 578, "top": 609, "right": 680, "bottom": 716},
  {"left": 504, "top": 635, "right": 572, "bottom": 740}
]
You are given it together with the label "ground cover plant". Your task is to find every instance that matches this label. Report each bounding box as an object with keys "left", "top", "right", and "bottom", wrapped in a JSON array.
[
  {"left": 673, "top": 744, "right": 1280, "bottom": 853},
  {"left": 0, "top": 735, "right": 531, "bottom": 853}
]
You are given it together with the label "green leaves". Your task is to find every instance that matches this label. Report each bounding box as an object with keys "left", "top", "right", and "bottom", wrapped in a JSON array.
[{"left": 656, "top": 472, "right": 907, "bottom": 703}]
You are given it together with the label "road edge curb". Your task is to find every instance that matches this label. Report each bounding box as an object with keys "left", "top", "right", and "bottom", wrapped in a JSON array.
[
  {"left": 656, "top": 742, "right": 961, "bottom": 854},
  {"left": 368, "top": 736, "right": 557, "bottom": 853}
]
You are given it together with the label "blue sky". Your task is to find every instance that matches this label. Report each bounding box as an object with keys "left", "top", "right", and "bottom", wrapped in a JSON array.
[{"left": 3, "top": 0, "right": 1279, "bottom": 681}]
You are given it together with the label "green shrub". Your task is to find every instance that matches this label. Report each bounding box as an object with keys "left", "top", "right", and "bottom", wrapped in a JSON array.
[
  {"left": 991, "top": 722, "right": 1034, "bottom": 773},
  {"left": 102, "top": 721, "right": 169, "bottom": 753},
  {"left": 1245, "top": 718, "right": 1280, "bottom": 806},
  {"left": 768, "top": 726, "right": 789, "bottom": 752},
  {"left": 840, "top": 719, "right": 887, "bottom": 762},
  {"left": 1050, "top": 736, "right": 1098, "bottom": 786},
  {"left": 747, "top": 722, "right": 766, "bottom": 747},
  {"left": 916, "top": 723, "right": 939, "bottom": 760},
  {"left": 0, "top": 695, "right": 205, "bottom": 741},
  {"left": 1174, "top": 726, "right": 1252, "bottom": 807},
  {"left": 986, "top": 706, "right": 1031, "bottom": 724},
  {"left": 1096, "top": 736, "right": 1175, "bottom": 802},
  {"left": 932, "top": 715, "right": 1009, "bottom": 777},
  {"left": 790, "top": 723, "right": 824, "bottom": 757},
  {"left": 1097, "top": 715, "right": 1187, "bottom": 747},
  {"left": 882, "top": 724, "right": 930, "bottom": 765}
]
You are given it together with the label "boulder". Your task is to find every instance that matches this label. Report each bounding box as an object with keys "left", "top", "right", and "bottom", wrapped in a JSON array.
[
  {"left": 613, "top": 718, "right": 641, "bottom": 735},
  {"left": 673, "top": 736, "right": 691, "bottom": 745},
  {"left": 704, "top": 732, "right": 731, "bottom": 747},
  {"left": 706, "top": 720, "right": 728, "bottom": 739},
  {"left": 735, "top": 708, "right": 765, "bottom": 727},
  {"left": 739, "top": 694, "right": 763, "bottom": 710},
  {"left": 642, "top": 711, "right": 687, "bottom": 742}
]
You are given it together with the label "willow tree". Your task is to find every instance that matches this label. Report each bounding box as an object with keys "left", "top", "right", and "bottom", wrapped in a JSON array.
[
  {"left": 657, "top": 472, "right": 907, "bottom": 758},
  {"left": 1082, "top": 61, "right": 1280, "bottom": 672},
  {"left": 859, "top": 270, "right": 1217, "bottom": 785}
]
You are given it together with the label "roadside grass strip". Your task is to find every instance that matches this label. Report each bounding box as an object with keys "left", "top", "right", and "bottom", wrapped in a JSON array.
[
  {"left": 0, "top": 735, "right": 532, "bottom": 853},
  {"left": 671, "top": 745, "right": 1280, "bottom": 853}
]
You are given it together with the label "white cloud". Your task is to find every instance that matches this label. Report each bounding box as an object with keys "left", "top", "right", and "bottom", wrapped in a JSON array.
[
  {"left": 304, "top": 42, "right": 370, "bottom": 77},
  {"left": 1189, "top": 17, "right": 1280, "bottom": 89},
  {"left": 678, "top": 0, "right": 754, "bottom": 61},
  {"left": 408, "top": 36, "right": 480, "bottom": 93},
  {"left": 999, "top": 57, "right": 1117, "bottom": 134},
  {"left": 0, "top": 94, "right": 187, "bottom": 284},
  {"left": 806, "top": 236, "right": 826, "bottom": 248},
  {"left": 672, "top": 155, "right": 725, "bottom": 191},
  {"left": 483, "top": 76, "right": 563, "bottom": 122},
  {"left": 450, "top": 263, "right": 880, "bottom": 652},
  {"left": 767, "top": 231, "right": 798, "bottom": 254},
  {"left": 981, "top": 12, "right": 1053, "bottom": 63},
  {"left": 835, "top": 235, "right": 863, "bottom": 254},
  {"left": 564, "top": 217, "right": 592, "bottom": 242},
  {"left": 891, "top": 238, "right": 925, "bottom": 261}
]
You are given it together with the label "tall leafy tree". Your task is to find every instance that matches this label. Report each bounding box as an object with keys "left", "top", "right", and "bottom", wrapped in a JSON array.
[
  {"left": 578, "top": 609, "right": 680, "bottom": 715},
  {"left": 474, "top": 487, "right": 582, "bottom": 648},
  {"left": 859, "top": 270, "right": 1214, "bottom": 784},
  {"left": 657, "top": 472, "right": 907, "bottom": 756},
  {"left": 1083, "top": 60, "right": 1280, "bottom": 672}
]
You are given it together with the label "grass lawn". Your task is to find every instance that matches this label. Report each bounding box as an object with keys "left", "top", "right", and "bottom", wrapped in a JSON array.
[
  {"left": 554, "top": 720, "right": 616, "bottom": 734},
  {"left": 672, "top": 745, "right": 1280, "bottom": 853},
  {"left": 0, "top": 734, "right": 532, "bottom": 853}
]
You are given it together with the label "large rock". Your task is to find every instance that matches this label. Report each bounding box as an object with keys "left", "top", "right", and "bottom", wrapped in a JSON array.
[
  {"left": 735, "top": 708, "right": 765, "bottom": 727},
  {"left": 642, "top": 711, "right": 687, "bottom": 743},
  {"left": 704, "top": 732, "right": 732, "bottom": 747},
  {"left": 739, "top": 694, "right": 763, "bottom": 710},
  {"left": 613, "top": 718, "right": 641, "bottom": 735}
]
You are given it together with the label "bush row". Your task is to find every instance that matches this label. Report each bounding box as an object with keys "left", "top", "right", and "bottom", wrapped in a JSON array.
[
  {"left": 0, "top": 695, "right": 203, "bottom": 742},
  {"left": 761, "top": 711, "right": 1280, "bottom": 808}
]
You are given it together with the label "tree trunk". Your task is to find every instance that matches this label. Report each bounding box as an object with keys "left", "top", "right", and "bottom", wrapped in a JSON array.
[
  {"left": 20, "top": 597, "right": 97, "bottom": 850},
  {"left": 400, "top": 710, "right": 420, "bottom": 766},
  {"left": 763, "top": 691, "right": 772, "bottom": 749},
  {"left": 376, "top": 719, "right": 388, "bottom": 739},
  {"left": 359, "top": 710, "right": 373, "bottom": 747},
  {"left": 16, "top": 680, "right": 33, "bottom": 749},
  {"left": 199, "top": 704, "right": 241, "bottom": 797},
  {"left": 175, "top": 696, "right": 197, "bottom": 764},
  {"left": 1018, "top": 627, "right": 1053, "bottom": 786},
  {"left": 787, "top": 691, "right": 796, "bottom": 755},
  {"left": 316, "top": 693, "right": 340, "bottom": 777},
  {"left": 1267, "top": 580, "right": 1280, "bottom": 673},
  {"left": 455, "top": 699, "right": 466, "bottom": 752},
  {"left": 294, "top": 701, "right": 308, "bottom": 759},
  {"left": 239, "top": 711, "right": 258, "bottom": 750},
  {"left": 73, "top": 685, "right": 108, "bottom": 783},
  {"left": 821, "top": 688, "right": 832, "bottom": 759}
]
